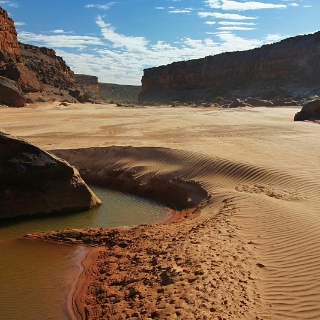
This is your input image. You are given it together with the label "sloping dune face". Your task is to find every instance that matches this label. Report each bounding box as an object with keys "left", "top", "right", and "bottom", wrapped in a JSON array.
[{"left": 51, "top": 145, "right": 320, "bottom": 319}]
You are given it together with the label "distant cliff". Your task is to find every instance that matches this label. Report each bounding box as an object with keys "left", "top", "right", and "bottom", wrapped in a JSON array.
[
  {"left": 99, "top": 83, "right": 141, "bottom": 103},
  {"left": 75, "top": 74, "right": 100, "bottom": 101},
  {"left": 139, "top": 31, "right": 320, "bottom": 103}
]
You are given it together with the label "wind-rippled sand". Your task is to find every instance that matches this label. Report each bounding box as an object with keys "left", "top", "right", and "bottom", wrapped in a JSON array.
[{"left": 2, "top": 102, "right": 320, "bottom": 319}]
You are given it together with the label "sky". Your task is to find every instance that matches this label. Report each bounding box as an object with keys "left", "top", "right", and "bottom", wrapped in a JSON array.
[{"left": 1, "top": 0, "right": 318, "bottom": 85}]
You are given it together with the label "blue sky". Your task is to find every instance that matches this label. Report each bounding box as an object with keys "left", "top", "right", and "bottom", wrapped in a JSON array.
[{"left": 1, "top": 0, "right": 318, "bottom": 85}]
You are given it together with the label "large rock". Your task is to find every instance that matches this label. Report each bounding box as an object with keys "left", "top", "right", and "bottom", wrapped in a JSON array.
[
  {"left": 0, "top": 132, "right": 101, "bottom": 219},
  {"left": 5, "top": 62, "right": 43, "bottom": 92},
  {"left": 294, "top": 99, "right": 320, "bottom": 121},
  {"left": 140, "top": 31, "right": 320, "bottom": 103},
  {"left": 0, "top": 76, "right": 25, "bottom": 106}
]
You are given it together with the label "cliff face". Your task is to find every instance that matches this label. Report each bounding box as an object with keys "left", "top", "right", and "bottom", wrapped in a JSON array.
[
  {"left": 0, "top": 7, "right": 20, "bottom": 63},
  {"left": 0, "top": 7, "right": 76, "bottom": 105},
  {"left": 99, "top": 83, "right": 141, "bottom": 103},
  {"left": 75, "top": 74, "right": 100, "bottom": 100},
  {"left": 140, "top": 32, "right": 320, "bottom": 103},
  {"left": 20, "top": 43, "right": 75, "bottom": 90}
]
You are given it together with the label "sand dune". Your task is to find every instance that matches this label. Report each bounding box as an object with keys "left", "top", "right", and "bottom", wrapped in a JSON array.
[
  {"left": 2, "top": 103, "right": 320, "bottom": 319},
  {"left": 49, "top": 145, "right": 320, "bottom": 319}
]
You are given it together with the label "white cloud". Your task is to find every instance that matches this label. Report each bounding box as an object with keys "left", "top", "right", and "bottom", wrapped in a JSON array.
[
  {"left": 155, "top": 7, "right": 165, "bottom": 9},
  {"left": 265, "top": 33, "right": 286, "bottom": 42},
  {"left": 169, "top": 9, "right": 192, "bottom": 13},
  {"left": 199, "top": 11, "right": 257, "bottom": 19},
  {"left": 95, "top": 15, "right": 149, "bottom": 52},
  {"left": 218, "top": 21, "right": 256, "bottom": 25},
  {"left": 14, "top": 21, "right": 25, "bottom": 26},
  {"left": 218, "top": 26, "right": 256, "bottom": 30},
  {"left": 85, "top": 2, "right": 116, "bottom": 10},
  {"left": 51, "top": 29, "right": 70, "bottom": 34},
  {"left": 289, "top": 3, "right": 299, "bottom": 6},
  {"left": 18, "top": 31, "right": 105, "bottom": 49},
  {"left": 0, "top": 0, "right": 18, "bottom": 7},
  {"left": 205, "top": 0, "right": 222, "bottom": 8},
  {"left": 205, "top": 21, "right": 216, "bottom": 25},
  {"left": 205, "top": 0, "right": 286, "bottom": 11}
]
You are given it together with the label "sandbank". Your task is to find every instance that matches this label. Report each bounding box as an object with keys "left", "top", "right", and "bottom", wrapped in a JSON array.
[{"left": 2, "top": 102, "right": 320, "bottom": 319}]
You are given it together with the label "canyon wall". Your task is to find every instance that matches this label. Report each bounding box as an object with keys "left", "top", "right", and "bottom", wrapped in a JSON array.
[
  {"left": 0, "top": 7, "right": 77, "bottom": 106},
  {"left": 19, "top": 43, "right": 75, "bottom": 90},
  {"left": 99, "top": 83, "right": 141, "bottom": 103},
  {"left": 0, "top": 7, "right": 20, "bottom": 63},
  {"left": 139, "top": 31, "right": 320, "bottom": 103}
]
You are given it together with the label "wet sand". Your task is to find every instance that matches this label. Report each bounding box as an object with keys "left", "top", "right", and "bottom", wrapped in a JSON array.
[{"left": 2, "top": 102, "right": 320, "bottom": 319}]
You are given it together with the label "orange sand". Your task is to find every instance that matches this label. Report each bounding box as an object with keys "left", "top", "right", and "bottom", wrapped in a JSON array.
[{"left": 2, "top": 102, "right": 320, "bottom": 319}]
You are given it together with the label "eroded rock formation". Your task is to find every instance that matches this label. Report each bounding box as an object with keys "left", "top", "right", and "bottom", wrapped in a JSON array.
[
  {"left": 0, "top": 7, "right": 20, "bottom": 62},
  {"left": 140, "top": 31, "right": 320, "bottom": 103},
  {"left": 294, "top": 99, "right": 320, "bottom": 121},
  {"left": 0, "top": 7, "right": 77, "bottom": 106},
  {"left": 19, "top": 43, "right": 75, "bottom": 90},
  {"left": 74, "top": 74, "right": 100, "bottom": 102},
  {"left": 0, "top": 76, "right": 25, "bottom": 106},
  {"left": 0, "top": 131, "right": 101, "bottom": 219}
]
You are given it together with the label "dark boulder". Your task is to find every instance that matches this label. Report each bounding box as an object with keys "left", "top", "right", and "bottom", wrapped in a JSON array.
[
  {"left": 294, "top": 99, "right": 320, "bottom": 121},
  {"left": 0, "top": 131, "right": 101, "bottom": 219},
  {"left": 0, "top": 76, "right": 25, "bottom": 107}
]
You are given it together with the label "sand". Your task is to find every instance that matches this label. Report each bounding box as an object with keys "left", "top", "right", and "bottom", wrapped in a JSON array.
[{"left": 2, "top": 102, "right": 320, "bottom": 319}]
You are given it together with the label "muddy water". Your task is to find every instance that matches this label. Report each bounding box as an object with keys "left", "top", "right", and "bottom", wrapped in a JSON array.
[{"left": 0, "top": 187, "right": 168, "bottom": 320}]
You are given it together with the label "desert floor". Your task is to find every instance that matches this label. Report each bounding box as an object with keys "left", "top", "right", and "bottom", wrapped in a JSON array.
[{"left": 1, "top": 102, "right": 320, "bottom": 319}]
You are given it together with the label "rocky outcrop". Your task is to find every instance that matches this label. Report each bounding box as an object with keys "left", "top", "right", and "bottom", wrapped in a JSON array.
[
  {"left": 5, "top": 62, "right": 42, "bottom": 92},
  {"left": 0, "top": 131, "right": 101, "bottom": 219},
  {"left": 140, "top": 31, "right": 320, "bottom": 103},
  {"left": 99, "top": 83, "right": 141, "bottom": 103},
  {"left": 0, "top": 7, "right": 78, "bottom": 106},
  {"left": 19, "top": 43, "right": 76, "bottom": 90},
  {"left": 0, "top": 76, "right": 25, "bottom": 107},
  {"left": 0, "top": 7, "right": 20, "bottom": 63},
  {"left": 294, "top": 99, "right": 320, "bottom": 121},
  {"left": 74, "top": 74, "right": 100, "bottom": 101}
]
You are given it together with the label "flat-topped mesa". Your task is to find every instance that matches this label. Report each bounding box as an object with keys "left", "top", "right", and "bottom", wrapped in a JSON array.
[
  {"left": 139, "top": 31, "right": 320, "bottom": 103},
  {"left": 0, "top": 7, "right": 20, "bottom": 62}
]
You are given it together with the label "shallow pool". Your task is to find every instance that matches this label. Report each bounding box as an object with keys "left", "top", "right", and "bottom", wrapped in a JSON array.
[{"left": 0, "top": 187, "right": 168, "bottom": 320}]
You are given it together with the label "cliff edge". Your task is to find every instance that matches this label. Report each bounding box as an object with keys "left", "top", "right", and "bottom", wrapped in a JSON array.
[{"left": 139, "top": 32, "right": 320, "bottom": 103}]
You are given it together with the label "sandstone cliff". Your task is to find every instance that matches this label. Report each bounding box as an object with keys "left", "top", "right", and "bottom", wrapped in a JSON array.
[
  {"left": 0, "top": 7, "right": 77, "bottom": 106},
  {"left": 0, "top": 7, "right": 20, "bottom": 63},
  {"left": 140, "top": 31, "right": 320, "bottom": 103}
]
